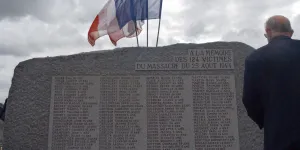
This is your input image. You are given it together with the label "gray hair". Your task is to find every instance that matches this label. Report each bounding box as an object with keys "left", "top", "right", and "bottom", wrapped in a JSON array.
[{"left": 265, "top": 16, "right": 293, "bottom": 32}]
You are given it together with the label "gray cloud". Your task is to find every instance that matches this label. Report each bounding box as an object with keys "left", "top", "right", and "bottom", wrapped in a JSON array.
[
  {"left": 221, "top": 28, "right": 266, "bottom": 48},
  {"left": 0, "top": 16, "right": 109, "bottom": 57},
  {"left": 0, "top": 0, "right": 106, "bottom": 23},
  {"left": 0, "top": 0, "right": 173, "bottom": 57},
  {"left": 0, "top": 0, "right": 56, "bottom": 21},
  {"left": 0, "top": 44, "right": 31, "bottom": 57},
  {"left": 177, "top": 0, "right": 300, "bottom": 48},
  {"left": 184, "top": 20, "right": 205, "bottom": 38},
  {"left": 0, "top": 0, "right": 299, "bottom": 56},
  {"left": 0, "top": 64, "right": 4, "bottom": 70},
  {"left": 0, "top": 79, "right": 10, "bottom": 90}
]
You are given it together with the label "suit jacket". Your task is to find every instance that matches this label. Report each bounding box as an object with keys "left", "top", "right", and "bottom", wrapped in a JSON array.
[{"left": 243, "top": 35, "right": 300, "bottom": 150}]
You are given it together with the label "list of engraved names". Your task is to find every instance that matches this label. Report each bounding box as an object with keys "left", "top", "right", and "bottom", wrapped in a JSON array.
[
  {"left": 99, "top": 76, "right": 146, "bottom": 150},
  {"left": 49, "top": 76, "right": 99, "bottom": 150},
  {"left": 146, "top": 76, "right": 194, "bottom": 150},
  {"left": 49, "top": 75, "right": 239, "bottom": 150}
]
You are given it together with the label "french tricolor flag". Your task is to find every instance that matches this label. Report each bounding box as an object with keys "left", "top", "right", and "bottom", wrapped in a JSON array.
[{"left": 88, "top": 0, "right": 162, "bottom": 46}]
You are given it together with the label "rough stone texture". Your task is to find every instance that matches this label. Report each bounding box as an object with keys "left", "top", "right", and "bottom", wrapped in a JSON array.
[
  {"left": 0, "top": 120, "right": 3, "bottom": 146},
  {"left": 0, "top": 103, "right": 4, "bottom": 147},
  {"left": 4, "top": 42, "right": 263, "bottom": 150}
]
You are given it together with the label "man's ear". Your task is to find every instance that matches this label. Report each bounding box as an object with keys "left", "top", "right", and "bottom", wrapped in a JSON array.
[
  {"left": 265, "top": 28, "right": 271, "bottom": 33},
  {"left": 290, "top": 30, "right": 294, "bottom": 37}
]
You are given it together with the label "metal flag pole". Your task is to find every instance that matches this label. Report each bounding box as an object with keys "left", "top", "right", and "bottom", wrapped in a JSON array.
[
  {"left": 147, "top": 21, "right": 149, "bottom": 47},
  {"left": 147, "top": 0, "right": 149, "bottom": 47},
  {"left": 156, "top": 19, "right": 161, "bottom": 47},
  {"left": 156, "top": 0, "right": 163, "bottom": 47},
  {"left": 130, "top": 0, "right": 139, "bottom": 47},
  {"left": 134, "top": 21, "right": 140, "bottom": 47}
]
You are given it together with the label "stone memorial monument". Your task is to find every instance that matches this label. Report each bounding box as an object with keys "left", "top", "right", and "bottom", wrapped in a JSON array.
[{"left": 4, "top": 42, "right": 263, "bottom": 150}]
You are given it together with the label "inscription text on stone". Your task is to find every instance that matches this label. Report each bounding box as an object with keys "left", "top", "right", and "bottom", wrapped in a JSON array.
[{"left": 135, "top": 49, "right": 234, "bottom": 70}]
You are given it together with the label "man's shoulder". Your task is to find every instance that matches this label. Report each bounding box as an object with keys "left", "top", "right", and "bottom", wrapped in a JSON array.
[
  {"left": 247, "top": 38, "right": 300, "bottom": 63},
  {"left": 291, "top": 38, "right": 300, "bottom": 46},
  {"left": 256, "top": 45, "right": 269, "bottom": 53},
  {"left": 291, "top": 38, "right": 300, "bottom": 42}
]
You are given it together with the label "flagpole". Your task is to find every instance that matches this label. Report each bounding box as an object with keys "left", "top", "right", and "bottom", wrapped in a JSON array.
[
  {"left": 147, "top": 0, "right": 149, "bottom": 47},
  {"left": 134, "top": 21, "right": 140, "bottom": 47},
  {"left": 156, "top": 0, "right": 163, "bottom": 47},
  {"left": 156, "top": 19, "right": 161, "bottom": 47},
  {"left": 130, "top": 0, "right": 139, "bottom": 47},
  {"left": 147, "top": 20, "right": 149, "bottom": 47}
]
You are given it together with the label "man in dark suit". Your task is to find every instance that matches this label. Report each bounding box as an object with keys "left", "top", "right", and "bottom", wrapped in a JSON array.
[{"left": 243, "top": 15, "right": 300, "bottom": 150}]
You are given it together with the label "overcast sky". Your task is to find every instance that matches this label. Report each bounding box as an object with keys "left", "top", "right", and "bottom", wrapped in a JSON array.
[{"left": 0, "top": 0, "right": 300, "bottom": 103}]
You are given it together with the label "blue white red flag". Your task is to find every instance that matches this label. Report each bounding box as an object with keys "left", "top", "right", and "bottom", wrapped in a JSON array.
[{"left": 88, "top": 0, "right": 162, "bottom": 46}]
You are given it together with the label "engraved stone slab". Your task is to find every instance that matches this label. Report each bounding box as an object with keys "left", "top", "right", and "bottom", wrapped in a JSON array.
[
  {"left": 4, "top": 42, "right": 263, "bottom": 150},
  {"left": 48, "top": 75, "right": 239, "bottom": 149}
]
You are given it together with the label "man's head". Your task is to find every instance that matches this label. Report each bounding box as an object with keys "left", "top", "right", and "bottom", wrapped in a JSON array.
[{"left": 264, "top": 15, "right": 294, "bottom": 42}]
